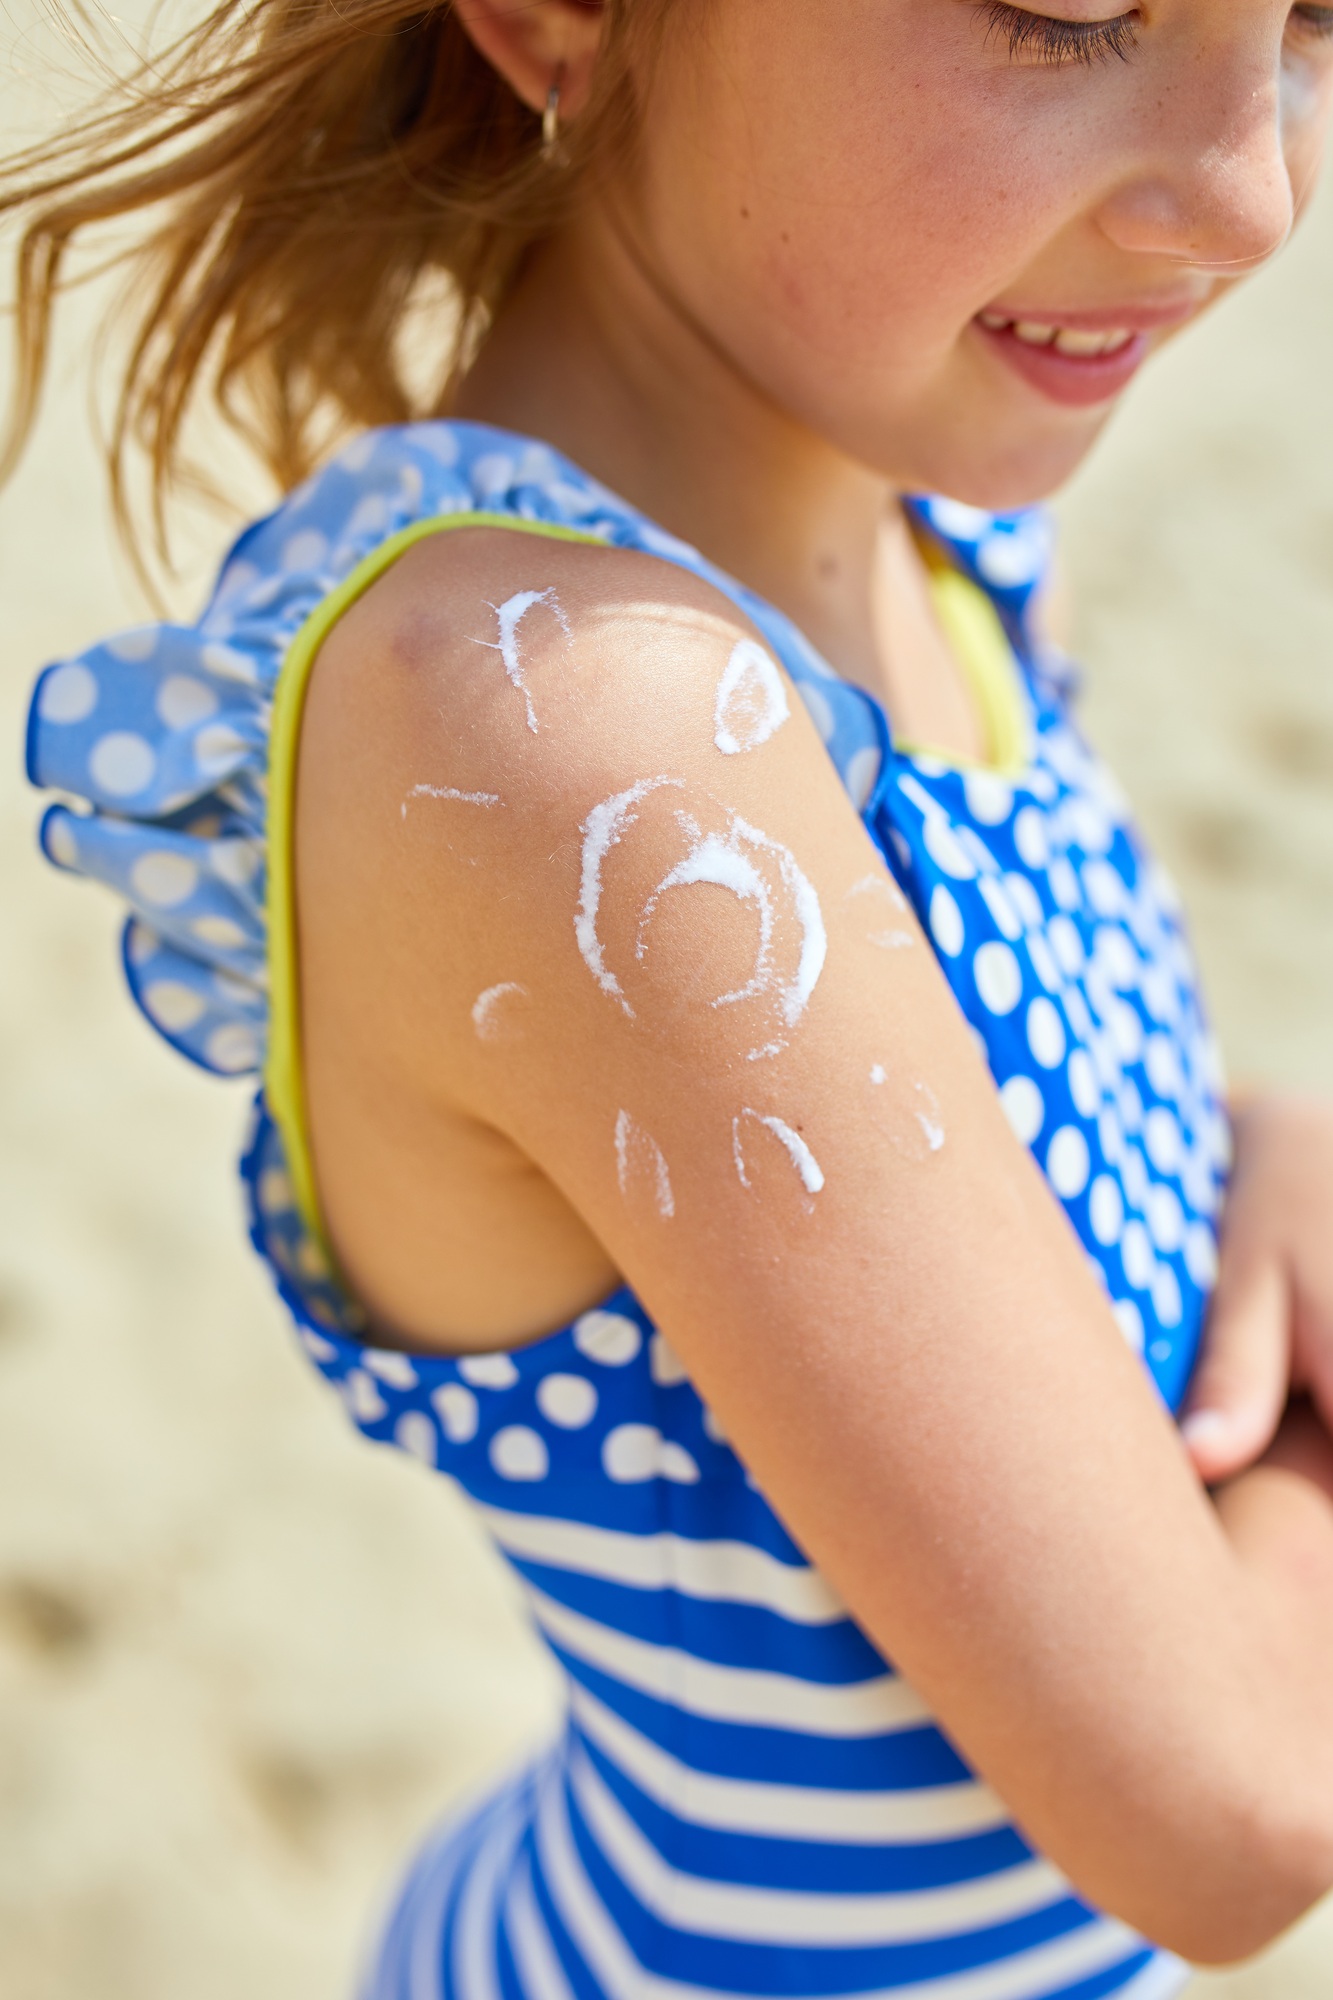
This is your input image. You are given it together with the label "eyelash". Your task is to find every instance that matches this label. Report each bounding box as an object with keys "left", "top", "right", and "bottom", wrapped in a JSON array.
[
  {"left": 979, "top": 0, "right": 1333, "bottom": 67},
  {"left": 977, "top": 0, "right": 1139, "bottom": 66}
]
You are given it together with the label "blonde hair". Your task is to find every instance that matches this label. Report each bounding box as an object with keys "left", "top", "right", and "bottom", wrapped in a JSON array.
[{"left": 1, "top": 0, "right": 667, "bottom": 561}]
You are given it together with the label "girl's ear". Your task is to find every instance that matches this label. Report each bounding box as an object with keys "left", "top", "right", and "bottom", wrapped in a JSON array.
[{"left": 455, "top": 0, "right": 607, "bottom": 121}]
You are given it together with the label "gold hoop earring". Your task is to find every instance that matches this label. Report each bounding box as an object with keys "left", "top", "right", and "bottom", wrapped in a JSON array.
[{"left": 542, "top": 66, "right": 565, "bottom": 164}]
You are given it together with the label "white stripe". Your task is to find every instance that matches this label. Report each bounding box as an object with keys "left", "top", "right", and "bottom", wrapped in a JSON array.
[
  {"left": 528, "top": 1588, "right": 929, "bottom": 1735},
  {"left": 536, "top": 1778, "right": 1149, "bottom": 2000},
  {"left": 571, "top": 1686, "right": 1009, "bottom": 1843},
  {"left": 1115, "top": 1954, "right": 1190, "bottom": 2000},
  {"left": 506, "top": 1849, "right": 580, "bottom": 2000},
  {"left": 479, "top": 1505, "right": 845, "bottom": 1624},
  {"left": 452, "top": 1798, "right": 524, "bottom": 2000},
  {"left": 568, "top": 1744, "right": 1070, "bottom": 1945}
]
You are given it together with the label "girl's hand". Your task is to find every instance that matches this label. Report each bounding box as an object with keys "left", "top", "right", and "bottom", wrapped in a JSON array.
[{"left": 1182, "top": 1095, "right": 1333, "bottom": 1484}]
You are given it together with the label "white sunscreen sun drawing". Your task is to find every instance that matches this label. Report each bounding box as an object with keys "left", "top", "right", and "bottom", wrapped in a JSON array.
[
  {"left": 614, "top": 1110, "right": 676, "bottom": 1220},
  {"left": 868, "top": 1063, "right": 946, "bottom": 1156},
  {"left": 713, "top": 638, "right": 791, "bottom": 756},
  {"left": 471, "top": 982, "right": 530, "bottom": 1042},
  {"left": 732, "top": 1107, "right": 826, "bottom": 1196},
  {"left": 576, "top": 778, "right": 827, "bottom": 1061},
  {"left": 847, "top": 871, "right": 915, "bottom": 950},
  {"left": 402, "top": 782, "right": 503, "bottom": 819},
  {"left": 474, "top": 587, "right": 571, "bottom": 734}
]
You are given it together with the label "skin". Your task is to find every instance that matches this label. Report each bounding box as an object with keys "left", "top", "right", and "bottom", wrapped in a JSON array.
[{"left": 293, "top": 0, "right": 1333, "bottom": 1964}]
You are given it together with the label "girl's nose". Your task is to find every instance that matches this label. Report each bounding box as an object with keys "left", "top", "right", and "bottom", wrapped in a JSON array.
[{"left": 1096, "top": 66, "right": 1295, "bottom": 275}]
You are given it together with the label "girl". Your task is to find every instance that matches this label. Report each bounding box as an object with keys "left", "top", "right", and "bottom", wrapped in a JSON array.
[{"left": 11, "top": 2, "right": 1333, "bottom": 1996}]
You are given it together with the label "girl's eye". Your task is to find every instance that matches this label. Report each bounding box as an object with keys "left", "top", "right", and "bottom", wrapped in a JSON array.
[
  {"left": 976, "top": 0, "right": 1139, "bottom": 65},
  {"left": 1290, "top": 2, "right": 1333, "bottom": 35}
]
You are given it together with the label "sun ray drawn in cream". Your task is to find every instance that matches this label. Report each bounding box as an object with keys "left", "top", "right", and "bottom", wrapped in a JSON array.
[
  {"left": 614, "top": 1110, "right": 676, "bottom": 1220},
  {"left": 403, "top": 782, "right": 503, "bottom": 819},
  {"left": 732, "top": 1108, "right": 825, "bottom": 1195},
  {"left": 846, "top": 871, "right": 915, "bottom": 950},
  {"left": 474, "top": 587, "right": 571, "bottom": 733},
  {"left": 576, "top": 777, "right": 683, "bottom": 1014},
  {"left": 472, "top": 982, "right": 529, "bottom": 1041},
  {"left": 713, "top": 639, "right": 790, "bottom": 756}
]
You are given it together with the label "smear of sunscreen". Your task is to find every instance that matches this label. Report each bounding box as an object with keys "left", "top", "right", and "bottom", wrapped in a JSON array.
[
  {"left": 914, "top": 1081, "right": 946, "bottom": 1153},
  {"left": 472, "top": 982, "right": 529, "bottom": 1041},
  {"left": 614, "top": 1110, "right": 676, "bottom": 1220},
  {"left": 576, "top": 777, "right": 682, "bottom": 1014},
  {"left": 403, "top": 782, "right": 502, "bottom": 819},
  {"left": 476, "top": 587, "right": 571, "bottom": 734},
  {"left": 732, "top": 1108, "right": 825, "bottom": 1195},
  {"left": 713, "top": 639, "right": 790, "bottom": 756},
  {"left": 638, "top": 811, "right": 827, "bottom": 1060},
  {"left": 847, "top": 871, "right": 915, "bottom": 950}
]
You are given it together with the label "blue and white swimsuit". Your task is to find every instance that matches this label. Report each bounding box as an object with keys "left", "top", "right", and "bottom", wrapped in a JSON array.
[{"left": 27, "top": 422, "right": 1226, "bottom": 2000}]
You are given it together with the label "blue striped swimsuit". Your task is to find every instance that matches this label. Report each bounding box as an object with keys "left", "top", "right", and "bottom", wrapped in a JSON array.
[{"left": 26, "top": 421, "right": 1227, "bottom": 2000}]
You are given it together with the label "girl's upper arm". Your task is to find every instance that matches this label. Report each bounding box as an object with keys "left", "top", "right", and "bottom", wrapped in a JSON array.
[{"left": 298, "top": 527, "right": 1314, "bottom": 1951}]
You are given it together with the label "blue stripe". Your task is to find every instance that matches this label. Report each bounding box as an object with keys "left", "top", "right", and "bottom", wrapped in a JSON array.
[{"left": 576, "top": 1728, "right": 1033, "bottom": 1892}]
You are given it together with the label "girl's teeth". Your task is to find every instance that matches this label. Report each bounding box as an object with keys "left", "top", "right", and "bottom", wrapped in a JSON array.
[{"left": 978, "top": 316, "right": 1137, "bottom": 357}]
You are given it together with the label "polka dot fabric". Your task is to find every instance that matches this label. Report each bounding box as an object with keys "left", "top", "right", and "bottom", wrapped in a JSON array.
[{"left": 30, "top": 421, "right": 1202, "bottom": 2000}]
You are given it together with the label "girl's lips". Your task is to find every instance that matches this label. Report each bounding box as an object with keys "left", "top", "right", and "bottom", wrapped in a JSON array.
[{"left": 972, "top": 316, "right": 1152, "bottom": 409}]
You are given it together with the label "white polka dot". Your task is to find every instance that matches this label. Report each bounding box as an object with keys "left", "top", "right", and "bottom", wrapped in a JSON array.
[
  {"left": 926, "top": 498, "right": 992, "bottom": 539},
  {"left": 574, "top": 1310, "right": 642, "bottom": 1367},
  {"left": 192, "top": 915, "right": 249, "bottom": 950},
  {"left": 458, "top": 1353, "right": 520, "bottom": 1389},
  {"left": 44, "top": 815, "right": 79, "bottom": 867},
  {"left": 1184, "top": 1221, "right": 1218, "bottom": 1289},
  {"left": 38, "top": 661, "right": 98, "bottom": 723},
  {"left": 978, "top": 875, "right": 1022, "bottom": 941},
  {"left": 142, "top": 980, "right": 206, "bottom": 1031},
  {"left": 929, "top": 884, "right": 964, "bottom": 958},
  {"left": 1003, "top": 873, "right": 1044, "bottom": 929},
  {"left": 194, "top": 722, "right": 249, "bottom": 778},
  {"left": 964, "top": 773, "right": 1013, "bottom": 825},
  {"left": 976, "top": 530, "right": 1040, "bottom": 587},
  {"left": 1113, "top": 1298, "right": 1145, "bottom": 1353},
  {"left": 1089, "top": 1174, "right": 1124, "bottom": 1246},
  {"left": 294, "top": 1238, "right": 328, "bottom": 1281},
  {"left": 537, "top": 1373, "right": 598, "bottom": 1429},
  {"left": 845, "top": 746, "right": 881, "bottom": 811},
  {"left": 343, "top": 1369, "right": 387, "bottom": 1423},
  {"left": 130, "top": 850, "right": 199, "bottom": 908},
  {"left": 432, "top": 1383, "right": 479, "bottom": 1443},
  {"left": 106, "top": 626, "right": 158, "bottom": 662},
  {"left": 206, "top": 1022, "right": 261, "bottom": 1072},
  {"left": 1013, "top": 807, "right": 1049, "bottom": 871},
  {"left": 796, "top": 683, "right": 836, "bottom": 742},
  {"left": 281, "top": 528, "right": 330, "bottom": 572},
  {"left": 89, "top": 731, "right": 156, "bottom": 797},
  {"left": 1000, "top": 1074, "right": 1044, "bottom": 1145},
  {"left": 974, "top": 940, "right": 1022, "bottom": 1016},
  {"left": 602, "top": 1424, "right": 663, "bottom": 1484},
  {"left": 300, "top": 1329, "right": 337, "bottom": 1363},
  {"left": 490, "top": 1425, "right": 549, "bottom": 1481},
  {"left": 1026, "top": 934, "right": 1060, "bottom": 993},
  {"left": 1048, "top": 914, "right": 1084, "bottom": 975},
  {"left": 201, "top": 642, "right": 258, "bottom": 685},
  {"left": 1152, "top": 1263, "right": 1183, "bottom": 1329},
  {"left": 1144, "top": 1035, "right": 1181, "bottom": 1100},
  {"left": 395, "top": 1412, "right": 437, "bottom": 1465},
  {"left": 365, "top": 1350, "right": 418, "bottom": 1389},
  {"left": 156, "top": 674, "right": 219, "bottom": 730},
  {"left": 1082, "top": 860, "right": 1125, "bottom": 917},
  {"left": 209, "top": 839, "right": 262, "bottom": 887},
  {"left": 1026, "top": 996, "right": 1066, "bottom": 1068},
  {"left": 650, "top": 1335, "right": 689, "bottom": 1387},
  {"left": 1144, "top": 1106, "right": 1182, "bottom": 1176},
  {"left": 339, "top": 434, "right": 378, "bottom": 473},
  {"left": 1068, "top": 1049, "right": 1099, "bottom": 1118},
  {"left": 1121, "top": 1219, "right": 1154, "bottom": 1291},
  {"left": 1117, "top": 1078, "right": 1144, "bottom": 1136},
  {"left": 472, "top": 453, "right": 516, "bottom": 497},
  {"left": 660, "top": 1441, "right": 701, "bottom": 1484},
  {"left": 259, "top": 1167, "right": 293, "bottom": 1211},
  {"left": 1048, "top": 858, "right": 1081, "bottom": 910},
  {"left": 1121, "top": 1144, "right": 1149, "bottom": 1212},
  {"left": 1094, "top": 927, "right": 1138, "bottom": 989},
  {"left": 702, "top": 1406, "right": 727, "bottom": 1445},
  {"left": 1146, "top": 1182, "right": 1185, "bottom": 1255},
  {"left": 923, "top": 815, "right": 977, "bottom": 880},
  {"left": 1047, "top": 1125, "right": 1090, "bottom": 1199}
]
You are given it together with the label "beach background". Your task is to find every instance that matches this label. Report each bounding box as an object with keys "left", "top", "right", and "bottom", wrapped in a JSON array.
[{"left": 3, "top": 7, "right": 1333, "bottom": 1996}]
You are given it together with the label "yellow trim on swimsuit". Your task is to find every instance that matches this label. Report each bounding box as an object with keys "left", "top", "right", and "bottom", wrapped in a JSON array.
[{"left": 265, "top": 512, "right": 1028, "bottom": 1246}]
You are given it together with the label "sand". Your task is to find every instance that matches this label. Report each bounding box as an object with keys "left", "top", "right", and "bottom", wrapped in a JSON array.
[{"left": 2, "top": 13, "right": 1333, "bottom": 1997}]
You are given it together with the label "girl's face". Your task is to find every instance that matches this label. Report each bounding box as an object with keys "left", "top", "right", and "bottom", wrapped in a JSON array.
[{"left": 620, "top": 0, "right": 1333, "bottom": 504}]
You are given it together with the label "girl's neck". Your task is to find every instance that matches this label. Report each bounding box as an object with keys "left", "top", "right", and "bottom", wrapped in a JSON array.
[{"left": 453, "top": 212, "right": 893, "bottom": 689}]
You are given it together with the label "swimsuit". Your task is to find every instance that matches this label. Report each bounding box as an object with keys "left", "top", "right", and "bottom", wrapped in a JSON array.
[{"left": 26, "top": 421, "right": 1226, "bottom": 2000}]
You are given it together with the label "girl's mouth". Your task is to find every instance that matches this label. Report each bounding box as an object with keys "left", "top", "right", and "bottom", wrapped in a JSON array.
[{"left": 972, "top": 311, "right": 1151, "bottom": 408}]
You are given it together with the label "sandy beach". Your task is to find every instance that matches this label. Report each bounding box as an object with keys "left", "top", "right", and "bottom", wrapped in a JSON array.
[{"left": 3, "top": 12, "right": 1333, "bottom": 1997}]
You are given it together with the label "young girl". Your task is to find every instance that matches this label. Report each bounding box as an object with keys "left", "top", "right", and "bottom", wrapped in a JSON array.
[{"left": 12, "top": 1, "right": 1333, "bottom": 1994}]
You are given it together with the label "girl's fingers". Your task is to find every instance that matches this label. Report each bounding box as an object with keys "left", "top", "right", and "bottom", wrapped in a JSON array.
[{"left": 1180, "top": 1259, "right": 1291, "bottom": 1484}]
